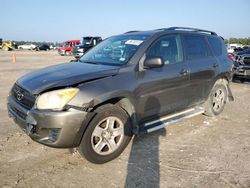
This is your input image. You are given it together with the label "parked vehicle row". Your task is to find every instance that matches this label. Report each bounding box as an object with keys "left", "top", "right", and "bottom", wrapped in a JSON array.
[
  {"left": 16, "top": 43, "right": 59, "bottom": 51},
  {"left": 7, "top": 38, "right": 101, "bottom": 54}
]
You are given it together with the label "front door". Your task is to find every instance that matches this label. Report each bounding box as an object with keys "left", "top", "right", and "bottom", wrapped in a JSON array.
[{"left": 135, "top": 35, "right": 190, "bottom": 121}]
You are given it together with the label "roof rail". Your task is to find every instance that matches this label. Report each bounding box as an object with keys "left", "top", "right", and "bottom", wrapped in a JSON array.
[
  {"left": 158, "top": 27, "right": 217, "bottom": 36},
  {"left": 124, "top": 31, "right": 140, "bottom": 34}
]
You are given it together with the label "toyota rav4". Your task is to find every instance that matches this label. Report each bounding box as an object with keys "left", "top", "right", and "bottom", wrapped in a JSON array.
[{"left": 7, "top": 27, "right": 234, "bottom": 164}]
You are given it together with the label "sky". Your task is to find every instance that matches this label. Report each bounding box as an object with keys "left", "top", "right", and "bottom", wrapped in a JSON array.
[{"left": 1, "top": 0, "right": 250, "bottom": 42}]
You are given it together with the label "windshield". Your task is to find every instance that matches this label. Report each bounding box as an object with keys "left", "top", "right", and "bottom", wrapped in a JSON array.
[
  {"left": 63, "top": 42, "right": 70, "bottom": 47},
  {"left": 82, "top": 37, "right": 92, "bottom": 46},
  {"left": 80, "top": 34, "right": 149, "bottom": 65}
]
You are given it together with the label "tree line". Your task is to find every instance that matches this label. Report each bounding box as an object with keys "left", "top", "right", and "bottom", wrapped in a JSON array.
[
  {"left": 13, "top": 41, "right": 62, "bottom": 46},
  {"left": 224, "top": 38, "right": 250, "bottom": 45}
]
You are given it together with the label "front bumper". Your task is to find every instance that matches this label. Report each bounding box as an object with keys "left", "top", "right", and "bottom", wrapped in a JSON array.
[
  {"left": 58, "top": 50, "right": 66, "bottom": 55},
  {"left": 233, "top": 65, "right": 250, "bottom": 78},
  {"left": 7, "top": 96, "right": 88, "bottom": 148},
  {"left": 72, "top": 50, "right": 84, "bottom": 58}
]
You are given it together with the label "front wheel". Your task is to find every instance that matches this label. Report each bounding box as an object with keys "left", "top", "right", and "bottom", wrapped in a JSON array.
[
  {"left": 240, "top": 78, "right": 245, "bottom": 83},
  {"left": 65, "top": 51, "right": 71, "bottom": 56},
  {"left": 204, "top": 82, "right": 228, "bottom": 116},
  {"left": 78, "top": 104, "right": 133, "bottom": 164}
]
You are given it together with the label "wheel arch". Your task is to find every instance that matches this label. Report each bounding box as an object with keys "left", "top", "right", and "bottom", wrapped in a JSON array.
[
  {"left": 91, "top": 96, "right": 139, "bottom": 133},
  {"left": 73, "top": 95, "right": 139, "bottom": 147},
  {"left": 214, "top": 72, "right": 231, "bottom": 85},
  {"left": 210, "top": 72, "right": 234, "bottom": 102}
]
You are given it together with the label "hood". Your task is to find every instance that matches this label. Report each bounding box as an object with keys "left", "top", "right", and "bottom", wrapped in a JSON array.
[
  {"left": 17, "top": 62, "right": 120, "bottom": 94},
  {"left": 237, "top": 50, "right": 250, "bottom": 56},
  {"left": 76, "top": 44, "right": 90, "bottom": 49}
]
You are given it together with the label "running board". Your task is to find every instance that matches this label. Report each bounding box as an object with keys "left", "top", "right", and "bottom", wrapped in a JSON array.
[{"left": 139, "top": 107, "right": 204, "bottom": 134}]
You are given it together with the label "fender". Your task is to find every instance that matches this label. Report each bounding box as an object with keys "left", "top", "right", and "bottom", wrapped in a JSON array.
[{"left": 71, "top": 91, "right": 139, "bottom": 146}]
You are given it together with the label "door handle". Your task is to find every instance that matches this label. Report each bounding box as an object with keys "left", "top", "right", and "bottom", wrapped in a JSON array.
[
  {"left": 213, "top": 63, "right": 219, "bottom": 68},
  {"left": 180, "top": 69, "right": 189, "bottom": 75}
]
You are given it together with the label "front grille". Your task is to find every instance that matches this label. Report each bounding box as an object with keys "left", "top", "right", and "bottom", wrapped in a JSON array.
[
  {"left": 11, "top": 84, "right": 36, "bottom": 110},
  {"left": 10, "top": 105, "right": 27, "bottom": 120},
  {"left": 73, "top": 46, "right": 79, "bottom": 53},
  {"left": 243, "top": 57, "right": 250, "bottom": 65}
]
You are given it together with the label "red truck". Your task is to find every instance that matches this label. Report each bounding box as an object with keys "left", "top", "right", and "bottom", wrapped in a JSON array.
[{"left": 58, "top": 40, "right": 80, "bottom": 56}]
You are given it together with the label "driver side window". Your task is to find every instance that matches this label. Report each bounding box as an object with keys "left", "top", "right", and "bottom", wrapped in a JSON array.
[{"left": 146, "top": 35, "right": 183, "bottom": 65}]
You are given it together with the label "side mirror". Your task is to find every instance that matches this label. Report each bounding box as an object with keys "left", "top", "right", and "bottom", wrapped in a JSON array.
[{"left": 144, "top": 57, "right": 164, "bottom": 68}]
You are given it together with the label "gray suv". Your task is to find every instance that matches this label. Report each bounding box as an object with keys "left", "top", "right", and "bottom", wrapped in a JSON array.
[{"left": 7, "top": 27, "right": 234, "bottom": 163}]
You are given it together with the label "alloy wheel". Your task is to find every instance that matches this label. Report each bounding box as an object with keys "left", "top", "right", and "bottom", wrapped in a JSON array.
[
  {"left": 212, "top": 88, "right": 225, "bottom": 112},
  {"left": 91, "top": 116, "right": 124, "bottom": 155}
]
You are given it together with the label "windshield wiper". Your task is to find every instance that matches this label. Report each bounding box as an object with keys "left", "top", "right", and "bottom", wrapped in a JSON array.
[
  {"left": 78, "top": 60, "right": 99, "bottom": 65},
  {"left": 84, "top": 61, "right": 100, "bottom": 65},
  {"left": 79, "top": 60, "right": 122, "bottom": 66}
]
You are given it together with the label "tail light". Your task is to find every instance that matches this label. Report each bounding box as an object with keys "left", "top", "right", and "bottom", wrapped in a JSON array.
[{"left": 228, "top": 53, "right": 235, "bottom": 62}]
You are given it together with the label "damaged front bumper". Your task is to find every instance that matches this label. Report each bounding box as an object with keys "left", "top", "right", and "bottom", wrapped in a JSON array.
[{"left": 7, "top": 96, "right": 89, "bottom": 148}]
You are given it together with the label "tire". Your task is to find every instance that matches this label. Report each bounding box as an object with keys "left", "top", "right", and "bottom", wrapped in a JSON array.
[
  {"left": 78, "top": 104, "right": 133, "bottom": 164},
  {"left": 204, "top": 81, "right": 228, "bottom": 116},
  {"left": 240, "top": 78, "right": 245, "bottom": 83}
]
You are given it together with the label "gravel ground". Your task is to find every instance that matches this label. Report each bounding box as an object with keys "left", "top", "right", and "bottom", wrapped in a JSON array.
[{"left": 0, "top": 50, "right": 250, "bottom": 188}]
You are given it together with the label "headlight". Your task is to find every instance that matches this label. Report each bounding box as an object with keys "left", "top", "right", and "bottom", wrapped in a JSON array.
[{"left": 36, "top": 88, "right": 79, "bottom": 110}]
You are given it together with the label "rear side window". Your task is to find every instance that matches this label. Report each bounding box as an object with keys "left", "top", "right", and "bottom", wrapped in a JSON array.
[
  {"left": 207, "top": 37, "right": 222, "bottom": 56},
  {"left": 183, "top": 35, "right": 211, "bottom": 60}
]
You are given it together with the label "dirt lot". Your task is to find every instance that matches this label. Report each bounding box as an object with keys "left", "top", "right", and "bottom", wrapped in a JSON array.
[{"left": 0, "top": 50, "right": 250, "bottom": 188}]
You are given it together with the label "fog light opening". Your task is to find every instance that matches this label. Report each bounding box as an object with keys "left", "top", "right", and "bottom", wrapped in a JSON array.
[
  {"left": 48, "top": 128, "right": 61, "bottom": 142},
  {"left": 27, "top": 124, "right": 36, "bottom": 135}
]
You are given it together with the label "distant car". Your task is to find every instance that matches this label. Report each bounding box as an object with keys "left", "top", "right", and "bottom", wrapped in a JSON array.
[
  {"left": 49, "top": 45, "right": 56, "bottom": 50},
  {"left": 35, "top": 44, "right": 50, "bottom": 51},
  {"left": 235, "top": 48, "right": 250, "bottom": 61},
  {"left": 234, "top": 47, "right": 244, "bottom": 53},
  {"left": 18, "top": 43, "right": 36, "bottom": 50},
  {"left": 233, "top": 48, "right": 250, "bottom": 82},
  {"left": 58, "top": 40, "right": 80, "bottom": 56},
  {"left": 72, "top": 36, "right": 102, "bottom": 59}
]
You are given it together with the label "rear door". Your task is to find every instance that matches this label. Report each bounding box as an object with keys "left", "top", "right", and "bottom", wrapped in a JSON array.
[
  {"left": 182, "top": 34, "right": 218, "bottom": 105},
  {"left": 136, "top": 34, "right": 190, "bottom": 120}
]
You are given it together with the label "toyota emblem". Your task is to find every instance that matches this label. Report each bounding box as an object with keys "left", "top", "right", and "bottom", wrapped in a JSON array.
[{"left": 16, "top": 89, "right": 24, "bottom": 101}]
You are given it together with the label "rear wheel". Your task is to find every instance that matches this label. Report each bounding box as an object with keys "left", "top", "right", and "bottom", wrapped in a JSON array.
[
  {"left": 78, "top": 104, "right": 133, "bottom": 164},
  {"left": 204, "top": 81, "right": 228, "bottom": 116}
]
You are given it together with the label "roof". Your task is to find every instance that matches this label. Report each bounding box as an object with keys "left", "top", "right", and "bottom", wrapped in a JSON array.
[{"left": 123, "top": 27, "right": 218, "bottom": 36}]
